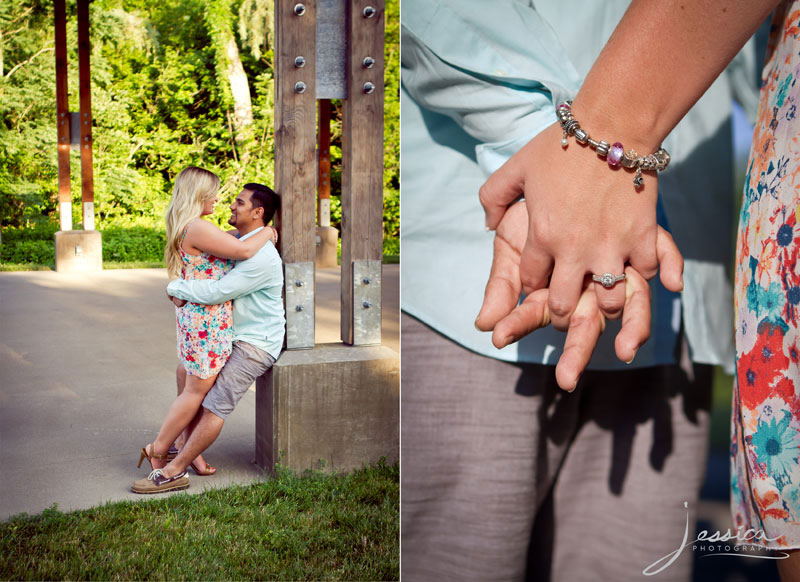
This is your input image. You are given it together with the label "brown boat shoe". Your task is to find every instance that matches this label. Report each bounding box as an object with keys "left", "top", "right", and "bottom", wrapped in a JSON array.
[{"left": 131, "top": 469, "right": 189, "bottom": 494}]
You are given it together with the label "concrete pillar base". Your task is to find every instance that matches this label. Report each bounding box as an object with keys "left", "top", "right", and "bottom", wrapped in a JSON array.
[
  {"left": 55, "top": 230, "right": 102, "bottom": 273},
  {"left": 255, "top": 343, "right": 399, "bottom": 473},
  {"left": 315, "top": 226, "right": 339, "bottom": 268}
]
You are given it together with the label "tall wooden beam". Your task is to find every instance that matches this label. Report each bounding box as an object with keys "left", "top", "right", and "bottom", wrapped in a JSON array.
[
  {"left": 275, "top": 0, "right": 318, "bottom": 349},
  {"left": 54, "top": 0, "right": 71, "bottom": 232},
  {"left": 77, "top": 0, "right": 94, "bottom": 231},
  {"left": 318, "top": 99, "right": 332, "bottom": 227},
  {"left": 256, "top": 0, "right": 398, "bottom": 477},
  {"left": 341, "top": 0, "right": 384, "bottom": 345}
]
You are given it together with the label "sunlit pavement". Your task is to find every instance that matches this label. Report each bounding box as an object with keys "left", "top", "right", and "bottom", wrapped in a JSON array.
[{"left": 0, "top": 265, "right": 398, "bottom": 520}]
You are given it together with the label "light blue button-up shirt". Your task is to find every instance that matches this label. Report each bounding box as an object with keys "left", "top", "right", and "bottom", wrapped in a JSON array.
[
  {"left": 401, "top": 0, "right": 759, "bottom": 371},
  {"left": 167, "top": 226, "right": 285, "bottom": 360}
]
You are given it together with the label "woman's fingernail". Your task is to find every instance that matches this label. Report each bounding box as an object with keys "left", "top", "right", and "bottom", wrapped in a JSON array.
[
  {"left": 474, "top": 319, "right": 482, "bottom": 331},
  {"left": 626, "top": 348, "right": 638, "bottom": 365}
]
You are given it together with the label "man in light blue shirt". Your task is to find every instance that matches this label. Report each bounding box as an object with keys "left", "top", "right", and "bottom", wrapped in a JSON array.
[{"left": 132, "top": 183, "right": 284, "bottom": 493}]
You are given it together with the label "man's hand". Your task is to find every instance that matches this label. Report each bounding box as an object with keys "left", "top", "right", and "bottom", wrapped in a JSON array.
[
  {"left": 479, "top": 122, "right": 667, "bottom": 330},
  {"left": 166, "top": 289, "right": 187, "bottom": 308},
  {"left": 474, "top": 200, "right": 683, "bottom": 391}
]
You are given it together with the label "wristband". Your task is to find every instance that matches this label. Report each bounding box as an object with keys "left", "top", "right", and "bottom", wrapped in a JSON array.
[{"left": 556, "top": 101, "right": 670, "bottom": 188}]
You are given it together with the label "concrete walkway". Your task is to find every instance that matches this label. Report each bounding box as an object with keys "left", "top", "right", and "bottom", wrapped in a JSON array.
[{"left": 0, "top": 265, "right": 398, "bottom": 520}]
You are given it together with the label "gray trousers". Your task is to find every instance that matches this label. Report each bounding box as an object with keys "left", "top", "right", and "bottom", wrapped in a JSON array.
[{"left": 401, "top": 314, "right": 712, "bottom": 581}]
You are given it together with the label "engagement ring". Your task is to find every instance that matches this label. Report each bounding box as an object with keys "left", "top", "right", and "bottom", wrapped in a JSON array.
[{"left": 592, "top": 272, "right": 626, "bottom": 289}]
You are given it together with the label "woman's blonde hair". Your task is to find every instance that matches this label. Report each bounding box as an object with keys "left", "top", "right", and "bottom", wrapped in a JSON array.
[{"left": 164, "top": 166, "right": 221, "bottom": 279}]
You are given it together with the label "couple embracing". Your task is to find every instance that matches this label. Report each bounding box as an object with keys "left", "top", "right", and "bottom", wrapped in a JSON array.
[{"left": 131, "top": 167, "right": 285, "bottom": 494}]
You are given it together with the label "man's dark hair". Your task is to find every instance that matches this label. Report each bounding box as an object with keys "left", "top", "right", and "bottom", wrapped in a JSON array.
[{"left": 244, "top": 183, "right": 280, "bottom": 225}]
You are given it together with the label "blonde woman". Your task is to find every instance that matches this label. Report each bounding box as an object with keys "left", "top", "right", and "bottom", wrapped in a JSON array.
[{"left": 137, "top": 166, "right": 275, "bottom": 481}]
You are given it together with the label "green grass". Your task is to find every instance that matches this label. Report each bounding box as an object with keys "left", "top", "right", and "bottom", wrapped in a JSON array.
[
  {"left": 0, "top": 258, "right": 400, "bottom": 271},
  {"left": 0, "top": 461, "right": 399, "bottom": 581},
  {"left": 0, "top": 262, "right": 54, "bottom": 272},
  {"left": 1, "top": 261, "right": 166, "bottom": 271},
  {"left": 103, "top": 261, "right": 168, "bottom": 270}
]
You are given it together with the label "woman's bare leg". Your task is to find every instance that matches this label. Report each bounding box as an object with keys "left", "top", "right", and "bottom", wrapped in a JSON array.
[
  {"left": 175, "top": 363, "right": 186, "bottom": 395},
  {"left": 151, "top": 372, "right": 217, "bottom": 461}
]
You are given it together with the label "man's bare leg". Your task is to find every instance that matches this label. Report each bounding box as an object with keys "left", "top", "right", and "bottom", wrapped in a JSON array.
[
  {"left": 172, "top": 363, "right": 214, "bottom": 473},
  {"left": 147, "top": 372, "right": 216, "bottom": 468},
  {"left": 174, "top": 363, "right": 187, "bottom": 447},
  {"left": 159, "top": 407, "right": 224, "bottom": 479},
  {"left": 182, "top": 408, "right": 217, "bottom": 474},
  {"left": 778, "top": 550, "right": 800, "bottom": 582}
]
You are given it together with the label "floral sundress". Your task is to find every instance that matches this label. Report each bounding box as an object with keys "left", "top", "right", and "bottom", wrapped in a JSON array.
[
  {"left": 731, "top": 1, "right": 800, "bottom": 549},
  {"left": 176, "top": 224, "right": 234, "bottom": 379}
]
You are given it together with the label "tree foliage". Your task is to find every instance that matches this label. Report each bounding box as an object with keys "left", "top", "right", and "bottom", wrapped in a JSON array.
[{"left": 0, "top": 0, "right": 399, "bottom": 252}]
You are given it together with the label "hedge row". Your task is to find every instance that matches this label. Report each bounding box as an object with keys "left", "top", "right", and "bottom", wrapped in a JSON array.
[
  {"left": 0, "top": 225, "right": 165, "bottom": 264},
  {"left": 0, "top": 225, "right": 398, "bottom": 265}
]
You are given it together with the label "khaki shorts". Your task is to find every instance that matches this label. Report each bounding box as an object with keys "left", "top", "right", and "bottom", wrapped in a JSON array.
[
  {"left": 202, "top": 341, "right": 276, "bottom": 419},
  {"left": 401, "top": 314, "right": 712, "bottom": 581}
]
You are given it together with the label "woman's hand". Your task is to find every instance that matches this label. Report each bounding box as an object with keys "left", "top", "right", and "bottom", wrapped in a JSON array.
[
  {"left": 479, "top": 122, "right": 664, "bottom": 330},
  {"left": 266, "top": 225, "right": 279, "bottom": 245},
  {"left": 474, "top": 200, "right": 683, "bottom": 391}
]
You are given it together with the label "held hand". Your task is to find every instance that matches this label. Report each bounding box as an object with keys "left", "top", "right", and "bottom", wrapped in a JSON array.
[
  {"left": 479, "top": 122, "right": 668, "bottom": 330},
  {"left": 166, "top": 290, "right": 187, "bottom": 308},
  {"left": 475, "top": 201, "right": 684, "bottom": 391}
]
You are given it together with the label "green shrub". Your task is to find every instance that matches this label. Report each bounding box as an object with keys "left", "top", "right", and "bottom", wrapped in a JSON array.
[
  {"left": 100, "top": 226, "right": 166, "bottom": 263},
  {"left": 0, "top": 223, "right": 59, "bottom": 244},
  {"left": 383, "top": 237, "right": 399, "bottom": 257},
  {"left": 0, "top": 239, "right": 54, "bottom": 265},
  {"left": 1, "top": 223, "right": 395, "bottom": 266},
  {"left": 0, "top": 224, "right": 167, "bottom": 265},
  {"left": 0, "top": 223, "right": 58, "bottom": 264}
]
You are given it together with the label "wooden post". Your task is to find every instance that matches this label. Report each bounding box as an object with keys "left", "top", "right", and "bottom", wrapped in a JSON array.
[
  {"left": 318, "top": 99, "right": 332, "bottom": 227},
  {"left": 256, "top": 0, "right": 397, "bottom": 476},
  {"left": 54, "top": 0, "right": 71, "bottom": 232},
  {"left": 275, "top": 0, "right": 318, "bottom": 349},
  {"left": 340, "top": 0, "right": 384, "bottom": 345},
  {"left": 53, "top": 0, "right": 102, "bottom": 273},
  {"left": 77, "top": 0, "right": 94, "bottom": 231}
]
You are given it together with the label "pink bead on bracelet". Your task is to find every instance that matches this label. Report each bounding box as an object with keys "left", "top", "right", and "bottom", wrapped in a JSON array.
[{"left": 556, "top": 101, "right": 670, "bottom": 187}]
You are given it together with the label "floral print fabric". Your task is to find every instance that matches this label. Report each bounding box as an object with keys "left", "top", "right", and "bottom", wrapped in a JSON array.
[
  {"left": 731, "top": 1, "right": 800, "bottom": 549},
  {"left": 176, "top": 228, "right": 234, "bottom": 379}
]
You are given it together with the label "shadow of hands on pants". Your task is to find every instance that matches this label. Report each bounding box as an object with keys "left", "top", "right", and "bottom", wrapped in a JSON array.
[{"left": 515, "top": 362, "right": 712, "bottom": 497}]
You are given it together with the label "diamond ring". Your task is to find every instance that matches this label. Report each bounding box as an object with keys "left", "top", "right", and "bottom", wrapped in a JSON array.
[{"left": 592, "top": 272, "right": 626, "bottom": 289}]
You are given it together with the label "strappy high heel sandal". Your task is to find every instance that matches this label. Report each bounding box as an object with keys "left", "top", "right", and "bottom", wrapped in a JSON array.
[
  {"left": 137, "top": 443, "right": 169, "bottom": 469},
  {"left": 189, "top": 460, "right": 217, "bottom": 476}
]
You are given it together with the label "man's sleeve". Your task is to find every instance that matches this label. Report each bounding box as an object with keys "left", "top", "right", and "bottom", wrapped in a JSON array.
[
  {"left": 401, "top": 0, "right": 580, "bottom": 174},
  {"left": 167, "top": 252, "right": 275, "bottom": 305}
]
